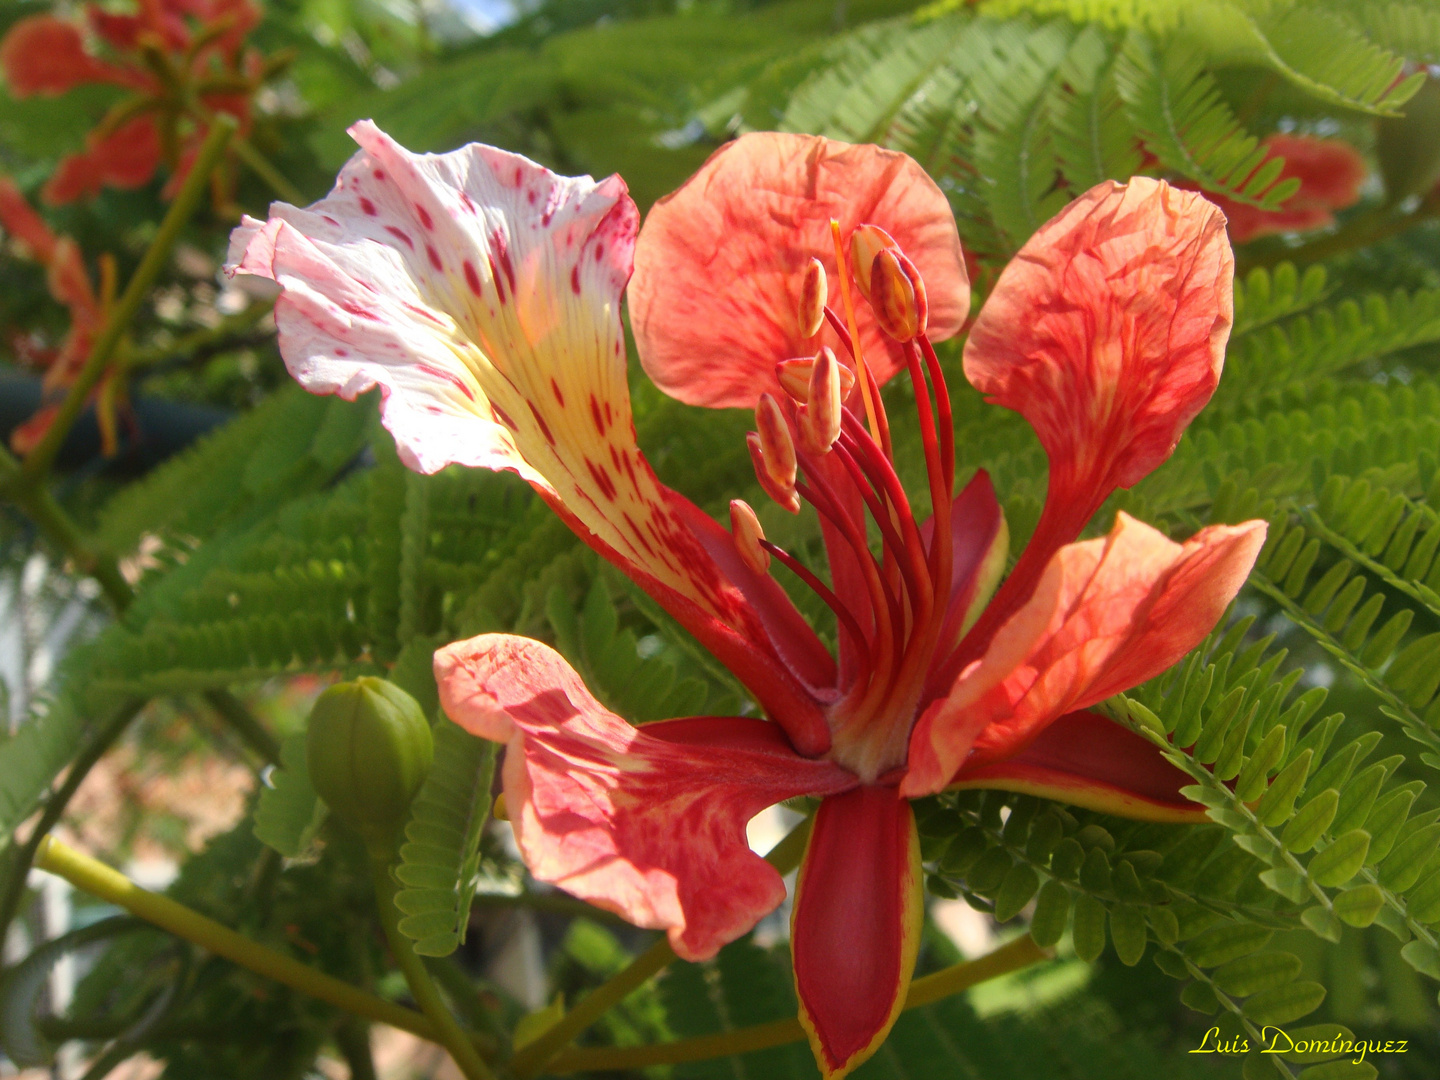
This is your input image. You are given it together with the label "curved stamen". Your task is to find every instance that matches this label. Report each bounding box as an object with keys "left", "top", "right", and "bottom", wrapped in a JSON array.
[
  {"left": 918, "top": 334, "right": 955, "bottom": 499},
  {"left": 761, "top": 540, "right": 871, "bottom": 666},
  {"left": 839, "top": 413, "right": 931, "bottom": 607},
  {"left": 826, "top": 438, "right": 928, "bottom": 618},
  {"left": 795, "top": 473, "right": 903, "bottom": 680}
]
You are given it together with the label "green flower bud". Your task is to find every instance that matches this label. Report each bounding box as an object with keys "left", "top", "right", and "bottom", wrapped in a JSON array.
[{"left": 306, "top": 677, "right": 433, "bottom": 852}]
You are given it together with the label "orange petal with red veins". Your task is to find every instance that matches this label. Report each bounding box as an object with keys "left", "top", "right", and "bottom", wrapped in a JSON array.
[
  {"left": 792, "top": 786, "right": 922, "bottom": 1079},
  {"left": 949, "top": 710, "right": 1206, "bottom": 822},
  {"left": 964, "top": 178, "right": 1232, "bottom": 519},
  {"left": 903, "top": 513, "right": 1266, "bottom": 798},
  {"left": 630, "top": 132, "right": 969, "bottom": 409},
  {"left": 435, "top": 635, "right": 855, "bottom": 959}
]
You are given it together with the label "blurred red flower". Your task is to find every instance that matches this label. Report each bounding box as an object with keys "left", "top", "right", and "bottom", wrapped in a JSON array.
[
  {"left": 1206, "top": 134, "right": 1368, "bottom": 242},
  {"left": 0, "top": 178, "right": 122, "bottom": 454},
  {"left": 0, "top": 0, "right": 278, "bottom": 205}
]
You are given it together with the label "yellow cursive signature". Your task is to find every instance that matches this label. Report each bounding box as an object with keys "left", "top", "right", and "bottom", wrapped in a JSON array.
[{"left": 1189, "top": 1025, "right": 1409, "bottom": 1065}]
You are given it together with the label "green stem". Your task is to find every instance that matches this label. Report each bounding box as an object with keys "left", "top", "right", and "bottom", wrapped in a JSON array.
[
  {"left": 334, "top": 1017, "right": 378, "bottom": 1080},
  {"left": 546, "top": 935, "right": 1051, "bottom": 1073},
  {"left": 18, "top": 116, "right": 236, "bottom": 482},
  {"left": 228, "top": 131, "right": 306, "bottom": 205},
  {"left": 369, "top": 854, "right": 497, "bottom": 1080},
  {"left": 34, "top": 835, "right": 446, "bottom": 1042},
  {"left": 0, "top": 700, "right": 147, "bottom": 946},
  {"left": 509, "top": 815, "right": 814, "bottom": 1079}
]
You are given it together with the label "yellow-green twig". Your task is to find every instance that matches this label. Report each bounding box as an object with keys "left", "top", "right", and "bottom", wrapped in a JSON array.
[
  {"left": 546, "top": 935, "right": 1051, "bottom": 1073},
  {"left": 33, "top": 836, "right": 446, "bottom": 1043},
  {"left": 370, "top": 856, "right": 496, "bottom": 1080}
]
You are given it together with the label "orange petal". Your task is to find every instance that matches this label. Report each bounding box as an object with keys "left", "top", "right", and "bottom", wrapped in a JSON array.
[
  {"left": 964, "top": 178, "right": 1232, "bottom": 520},
  {"left": 435, "top": 634, "right": 855, "bottom": 959},
  {"left": 630, "top": 132, "right": 969, "bottom": 409},
  {"left": 903, "top": 513, "right": 1265, "bottom": 797},
  {"left": 949, "top": 710, "right": 1206, "bottom": 822}
]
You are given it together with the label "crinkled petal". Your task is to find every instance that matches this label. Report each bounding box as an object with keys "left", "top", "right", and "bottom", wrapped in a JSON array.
[
  {"left": 630, "top": 132, "right": 969, "bottom": 409},
  {"left": 902, "top": 513, "right": 1265, "bottom": 797},
  {"left": 228, "top": 122, "right": 836, "bottom": 749},
  {"left": 949, "top": 710, "right": 1205, "bottom": 822},
  {"left": 791, "top": 786, "right": 922, "bottom": 1080},
  {"left": 963, "top": 178, "right": 1232, "bottom": 524},
  {"left": 435, "top": 634, "right": 856, "bottom": 959}
]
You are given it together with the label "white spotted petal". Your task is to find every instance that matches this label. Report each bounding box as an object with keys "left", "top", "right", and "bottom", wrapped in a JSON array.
[{"left": 226, "top": 122, "right": 837, "bottom": 737}]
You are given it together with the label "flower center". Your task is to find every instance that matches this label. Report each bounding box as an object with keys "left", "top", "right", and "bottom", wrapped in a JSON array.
[{"left": 734, "top": 221, "right": 961, "bottom": 783}]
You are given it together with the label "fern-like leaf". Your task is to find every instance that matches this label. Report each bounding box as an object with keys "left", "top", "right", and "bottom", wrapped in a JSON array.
[
  {"left": 1114, "top": 30, "right": 1299, "bottom": 209},
  {"left": 1048, "top": 25, "right": 1144, "bottom": 192},
  {"left": 393, "top": 721, "right": 497, "bottom": 956},
  {"left": 253, "top": 733, "right": 326, "bottom": 859}
]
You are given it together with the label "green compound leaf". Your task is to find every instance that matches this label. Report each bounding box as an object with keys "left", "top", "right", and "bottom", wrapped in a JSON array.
[
  {"left": 393, "top": 720, "right": 498, "bottom": 957},
  {"left": 252, "top": 732, "right": 326, "bottom": 859}
]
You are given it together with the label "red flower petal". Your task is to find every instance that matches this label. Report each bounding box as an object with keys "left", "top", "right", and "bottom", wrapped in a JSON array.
[
  {"left": 0, "top": 16, "right": 132, "bottom": 96},
  {"left": 228, "top": 122, "right": 836, "bottom": 751},
  {"left": 0, "top": 178, "right": 60, "bottom": 263},
  {"left": 629, "top": 132, "right": 969, "bottom": 409},
  {"left": 1209, "top": 135, "right": 1367, "bottom": 243},
  {"left": 792, "top": 786, "right": 922, "bottom": 1079},
  {"left": 42, "top": 117, "right": 162, "bottom": 205},
  {"left": 903, "top": 513, "right": 1265, "bottom": 798},
  {"left": 950, "top": 710, "right": 1205, "bottom": 822},
  {"left": 921, "top": 469, "right": 1009, "bottom": 675},
  {"left": 435, "top": 634, "right": 856, "bottom": 959},
  {"left": 963, "top": 178, "right": 1233, "bottom": 551}
]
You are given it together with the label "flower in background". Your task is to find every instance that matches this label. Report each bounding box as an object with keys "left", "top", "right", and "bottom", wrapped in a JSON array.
[
  {"left": 0, "top": 0, "right": 280, "bottom": 205},
  {"left": 1206, "top": 133, "right": 1368, "bottom": 242},
  {"left": 0, "top": 179, "right": 122, "bottom": 454},
  {"left": 228, "top": 125, "right": 1264, "bottom": 1078}
]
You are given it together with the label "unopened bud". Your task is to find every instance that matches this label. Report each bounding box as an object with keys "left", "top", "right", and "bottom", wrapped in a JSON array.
[
  {"left": 754, "top": 393, "right": 797, "bottom": 488},
  {"left": 776, "top": 354, "right": 856, "bottom": 403},
  {"left": 798, "top": 347, "right": 843, "bottom": 454},
  {"left": 306, "top": 677, "right": 434, "bottom": 853},
  {"left": 747, "top": 432, "right": 800, "bottom": 513},
  {"left": 870, "top": 248, "right": 928, "bottom": 342},
  {"left": 798, "top": 258, "right": 827, "bottom": 338},
  {"left": 730, "top": 499, "right": 770, "bottom": 573},
  {"left": 849, "top": 224, "right": 897, "bottom": 298}
]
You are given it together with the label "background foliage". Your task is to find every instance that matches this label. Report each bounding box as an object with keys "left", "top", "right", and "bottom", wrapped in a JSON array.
[{"left": 3, "top": 0, "right": 1440, "bottom": 1077}]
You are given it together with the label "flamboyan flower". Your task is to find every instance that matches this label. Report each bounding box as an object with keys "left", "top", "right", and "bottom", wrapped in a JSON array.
[
  {"left": 0, "top": 178, "right": 121, "bottom": 454},
  {"left": 1203, "top": 134, "right": 1368, "bottom": 243},
  {"left": 0, "top": 0, "right": 275, "bottom": 205},
  {"left": 227, "top": 123, "right": 1266, "bottom": 1078}
]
